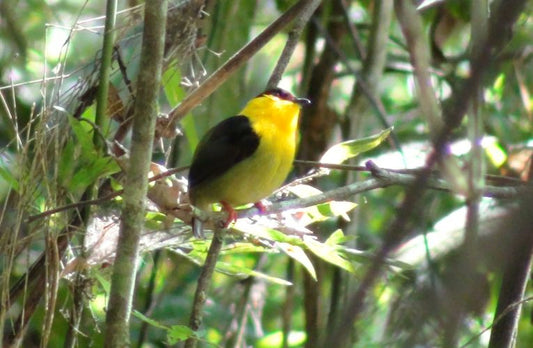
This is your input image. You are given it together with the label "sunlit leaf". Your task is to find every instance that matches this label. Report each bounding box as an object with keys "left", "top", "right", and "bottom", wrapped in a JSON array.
[
  {"left": 214, "top": 261, "right": 292, "bottom": 285},
  {"left": 144, "top": 211, "right": 169, "bottom": 230},
  {"left": 181, "top": 113, "right": 200, "bottom": 154},
  {"left": 220, "top": 242, "right": 273, "bottom": 254},
  {"left": 162, "top": 67, "right": 184, "bottom": 106},
  {"left": 287, "top": 184, "right": 322, "bottom": 198},
  {"left": 163, "top": 67, "right": 198, "bottom": 153},
  {"left": 325, "top": 229, "right": 352, "bottom": 246},
  {"left": 170, "top": 247, "right": 292, "bottom": 285},
  {"left": 233, "top": 221, "right": 302, "bottom": 245},
  {"left": 303, "top": 236, "right": 355, "bottom": 273},
  {"left": 483, "top": 137, "right": 507, "bottom": 168},
  {"left": 316, "top": 201, "right": 357, "bottom": 221},
  {"left": 277, "top": 242, "right": 316, "bottom": 280},
  {"left": 320, "top": 127, "right": 392, "bottom": 165}
]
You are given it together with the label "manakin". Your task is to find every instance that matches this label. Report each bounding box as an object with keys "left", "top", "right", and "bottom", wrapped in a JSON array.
[{"left": 188, "top": 87, "right": 310, "bottom": 237}]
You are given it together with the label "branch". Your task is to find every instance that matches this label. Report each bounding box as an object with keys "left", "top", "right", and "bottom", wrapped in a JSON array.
[
  {"left": 104, "top": 0, "right": 167, "bottom": 346},
  {"left": 166, "top": 0, "right": 315, "bottom": 128},
  {"left": 94, "top": 0, "right": 117, "bottom": 146},
  {"left": 235, "top": 160, "right": 523, "bottom": 222},
  {"left": 324, "top": 0, "right": 528, "bottom": 345},
  {"left": 267, "top": 0, "right": 321, "bottom": 89},
  {"left": 184, "top": 227, "right": 227, "bottom": 348},
  {"left": 26, "top": 165, "right": 189, "bottom": 223},
  {"left": 488, "top": 155, "right": 533, "bottom": 348}
]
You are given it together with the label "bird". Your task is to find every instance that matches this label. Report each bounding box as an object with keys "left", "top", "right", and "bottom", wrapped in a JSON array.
[{"left": 188, "top": 87, "right": 310, "bottom": 238}]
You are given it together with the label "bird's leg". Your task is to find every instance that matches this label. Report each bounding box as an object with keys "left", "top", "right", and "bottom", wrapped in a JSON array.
[
  {"left": 254, "top": 201, "right": 268, "bottom": 214},
  {"left": 220, "top": 200, "right": 237, "bottom": 227}
]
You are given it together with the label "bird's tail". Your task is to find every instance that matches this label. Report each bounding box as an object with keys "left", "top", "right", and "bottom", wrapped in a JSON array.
[{"left": 192, "top": 217, "right": 205, "bottom": 239}]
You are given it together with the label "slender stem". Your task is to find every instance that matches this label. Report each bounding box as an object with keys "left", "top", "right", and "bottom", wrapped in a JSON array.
[
  {"left": 166, "top": 0, "right": 314, "bottom": 127},
  {"left": 267, "top": 0, "right": 321, "bottom": 89},
  {"left": 324, "top": 0, "right": 528, "bottom": 344},
  {"left": 184, "top": 227, "right": 228, "bottom": 348},
  {"left": 104, "top": 0, "right": 167, "bottom": 346},
  {"left": 94, "top": 0, "right": 117, "bottom": 147}
]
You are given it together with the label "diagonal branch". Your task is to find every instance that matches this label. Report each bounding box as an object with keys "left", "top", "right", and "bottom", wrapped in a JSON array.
[{"left": 166, "top": 0, "right": 316, "bottom": 128}]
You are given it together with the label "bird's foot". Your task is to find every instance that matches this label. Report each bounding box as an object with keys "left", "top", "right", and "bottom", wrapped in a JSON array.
[
  {"left": 220, "top": 201, "right": 237, "bottom": 227},
  {"left": 254, "top": 201, "right": 268, "bottom": 214}
]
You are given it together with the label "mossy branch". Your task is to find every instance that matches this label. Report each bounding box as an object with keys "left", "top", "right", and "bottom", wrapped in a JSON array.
[{"left": 104, "top": 0, "right": 167, "bottom": 346}]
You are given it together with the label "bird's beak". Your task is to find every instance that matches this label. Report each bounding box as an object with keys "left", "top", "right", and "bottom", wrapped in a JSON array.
[{"left": 295, "top": 97, "right": 311, "bottom": 107}]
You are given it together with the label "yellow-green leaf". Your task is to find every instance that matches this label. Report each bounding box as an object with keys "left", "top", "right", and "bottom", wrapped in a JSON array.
[
  {"left": 303, "top": 236, "right": 355, "bottom": 273},
  {"left": 277, "top": 242, "right": 317, "bottom": 280},
  {"left": 320, "top": 127, "right": 393, "bottom": 165},
  {"left": 167, "top": 325, "right": 196, "bottom": 344}
]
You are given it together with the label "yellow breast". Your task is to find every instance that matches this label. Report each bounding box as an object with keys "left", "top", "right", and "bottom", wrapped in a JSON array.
[{"left": 193, "top": 95, "right": 301, "bottom": 209}]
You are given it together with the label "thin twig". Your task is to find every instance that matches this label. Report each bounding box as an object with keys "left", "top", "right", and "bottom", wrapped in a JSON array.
[
  {"left": 488, "top": 156, "right": 533, "bottom": 348},
  {"left": 26, "top": 165, "right": 189, "bottom": 223},
  {"left": 339, "top": 0, "right": 366, "bottom": 61},
  {"left": 184, "top": 227, "right": 228, "bottom": 348},
  {"left": 166, "top": 0, "right": 315, "bottom": 128},
  {"left": 237, "top": 161, "right": 522, "bottom": 222},
  {"left": 310, "top": 16, "right": 399, "bottom": 151},
  {"left": 267, "top": 0, "right": 321, "bottom": 89},
  {"left": 463, "top": 295, "right": 533, "bottom": 348},
  {"left": 323, "top": 0, "right": 528, "bottom": 345}
]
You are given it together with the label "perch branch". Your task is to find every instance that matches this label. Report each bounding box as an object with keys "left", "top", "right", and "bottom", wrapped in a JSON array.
[{"left": 166, "top": 0, "right": 316, "bottom": 128}]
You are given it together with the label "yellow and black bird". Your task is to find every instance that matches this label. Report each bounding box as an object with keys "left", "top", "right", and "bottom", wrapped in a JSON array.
[{"left": 188, "top": 87, "right": 310, "bottom": 237}]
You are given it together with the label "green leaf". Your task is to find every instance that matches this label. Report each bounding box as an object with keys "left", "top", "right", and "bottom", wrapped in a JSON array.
[
  {"left": 303, "top": 236, "right": 355, "bottom": 273},
  {"left": 483, "top": 137, "right": 507, "bottom": 168},
  {"left": 233, "top": 221, "right": 302, "bottom": 245},
  {"left": 320, "top": 127, "right": 393, "bottom": 165},
  {"left": 68, "top": 115, "right": 96, "bottom": 159},
  {"left": 162, "top": 67, "right": 199, "bottom": 154},
  {"left": 0, "top": 157, "right": 18, "bottom": 191},
  {"left": 316, "top": 201, "right": 357, "bottom": 221},
  {"left": 167, "top": 325, "right": 196, "bottom": 344},
  {"left": 133, "top": 311, "right": 196, "bottom": 344},
  {"left": 214, "top": 261, "right": 292, "bottom": 286},
  {"left": 69, "top": 157, "right": 120, "bottom": 195},
  {"left": 325, "top": 229, "right": 352, "bottom": 246},
  {"left": 220, "top": 242, "right": 273, "bottom": 254},
  {"left": 277, "top": 242, "right": 317, "bottom": 280},
  {"left": 181, "top": 113, "right": 200, "bottom": 154},
  {"left": 58, "top": 141, "right": 76, "bottom": 187},
  {"left": 133, "top": 310, "right": 169, "bottom": 330},
  {"left": 170, "top": 247, "right": 292, "bottom": 285},
  {"left": 94, "top": 272, "right": 111, "bottom": 294},
  {"left": 162, "top": 67, "right": 184, "bottom": 106},
  {"left": 144, "top": 211, "right": 170, "bottom": 230}
]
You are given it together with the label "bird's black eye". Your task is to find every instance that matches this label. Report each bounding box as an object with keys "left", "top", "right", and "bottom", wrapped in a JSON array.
[
  {"left": 276, "top": 89, "right": 289, "bottom": 99},
  {"left": 262, "top": 87, "right": 294, "bottom": 101}
]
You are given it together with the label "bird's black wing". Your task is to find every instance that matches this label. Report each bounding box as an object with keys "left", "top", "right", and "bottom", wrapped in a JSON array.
[{"left": 188, "top": 115, "right": 260, "bottom": 190}]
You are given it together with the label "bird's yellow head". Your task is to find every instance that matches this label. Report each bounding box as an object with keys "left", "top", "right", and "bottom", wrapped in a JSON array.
[{"left": 240, "top": 88, "right": 310, "bottom": 134}]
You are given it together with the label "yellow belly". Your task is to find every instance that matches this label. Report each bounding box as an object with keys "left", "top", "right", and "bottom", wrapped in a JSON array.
[{"left": 192, "top": 129, "right": 295, "bottom": 210}]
